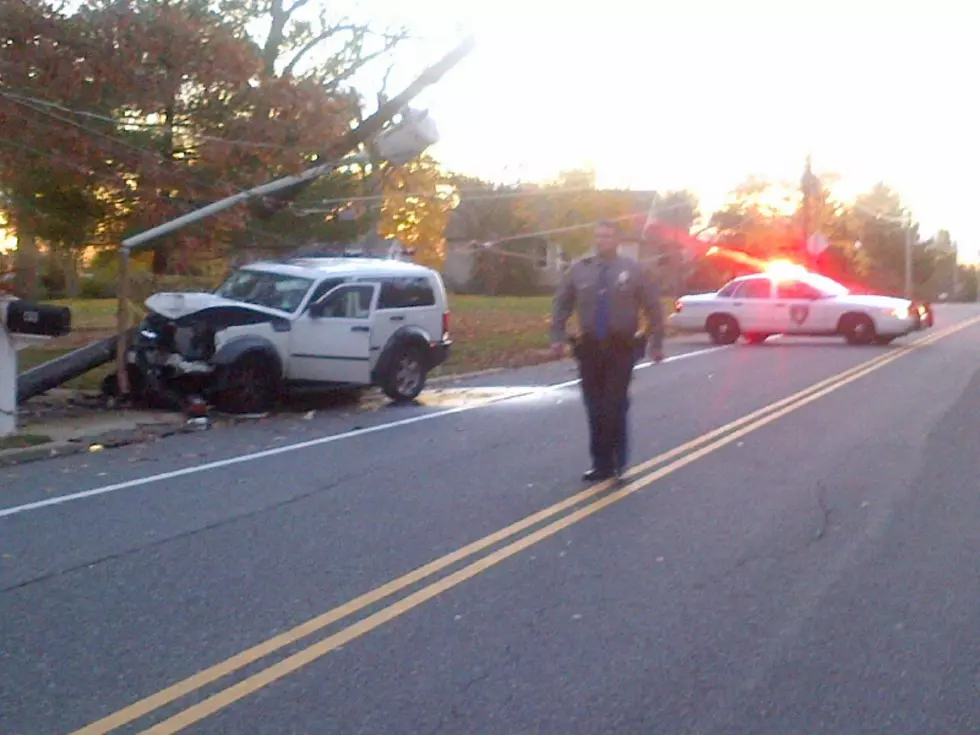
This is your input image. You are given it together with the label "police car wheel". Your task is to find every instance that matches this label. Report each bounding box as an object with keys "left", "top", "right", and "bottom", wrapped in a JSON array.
[
  {"left": 842, "top": 314, "right": 876, "bottom": 346},
  {"left": 707, "top": 314, "right": 740, "bottom": 345}
]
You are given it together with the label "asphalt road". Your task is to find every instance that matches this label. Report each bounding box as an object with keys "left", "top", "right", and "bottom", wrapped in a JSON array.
[{"left": 3, "top": 305, "right": 980, "bottom": 735}]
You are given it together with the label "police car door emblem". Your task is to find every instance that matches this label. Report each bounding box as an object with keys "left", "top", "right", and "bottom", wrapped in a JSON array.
[{"left": 790, "top": 304, "right": 809, "bottom": 325}]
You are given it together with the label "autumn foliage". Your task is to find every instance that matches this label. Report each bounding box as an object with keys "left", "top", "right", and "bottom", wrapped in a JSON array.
[{"left": 0, "top": 0, "right": 399, "bottom": 281}]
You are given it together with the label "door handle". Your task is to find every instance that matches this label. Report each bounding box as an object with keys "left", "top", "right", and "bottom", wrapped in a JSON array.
[
  {"left": 733, "top": 301, "right": 744, "bottom": 306},
  {"left": 389, "top": 315, "right": 405, "bottom": 321},
  {"left": 774, "top": 303, "right": 787, "bottom": 308},
  {"left": 351, "top": 325, "right": 370, "bottom": 333}
]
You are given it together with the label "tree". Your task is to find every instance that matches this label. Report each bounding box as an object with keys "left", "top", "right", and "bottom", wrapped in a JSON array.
[
  {"left": 644, "top": 189, "right": 701, "bottom": 295},
  {"left": 512, "top": 168, "right": 640, "bottom": 257},
  {"left": 708, "top": 177, "right": 799, "bottom": 268},
  {"left": 378, "top": 155, "right": 453, "bottom": 270},
  {"left": 0, "top": 0, "right": 411, "bottom": 283}
]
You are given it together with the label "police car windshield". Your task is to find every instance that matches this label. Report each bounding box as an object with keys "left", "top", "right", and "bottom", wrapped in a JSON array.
[{"left": 215, "top": 269, "right": 314, "bottom": 312}]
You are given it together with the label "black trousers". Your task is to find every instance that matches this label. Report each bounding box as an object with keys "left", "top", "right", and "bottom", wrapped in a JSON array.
[{"left": 574, "top": 335, "right": 636, "bottom": 473}]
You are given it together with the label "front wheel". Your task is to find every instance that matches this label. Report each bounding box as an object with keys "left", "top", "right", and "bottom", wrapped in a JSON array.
[
  {"left": 214, "top": 353, "right": 280, "bottom": 414},
  {"left": 381, "top": 346, "right": 428, "bottom": 403},
  {"left": 842, "top": 314, "right": 877, "bottom": 346}
]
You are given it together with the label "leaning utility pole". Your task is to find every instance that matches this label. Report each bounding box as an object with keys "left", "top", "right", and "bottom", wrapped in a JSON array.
[
  {"left": 904, "top": 211, "right": 914, "bottom": 299},
  {"left": 113, "top": 36, "right": 475, "bottom": 397}
]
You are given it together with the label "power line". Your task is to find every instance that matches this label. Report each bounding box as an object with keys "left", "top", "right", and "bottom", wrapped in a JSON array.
[
  {"left": 0, "top": 96, "right": 324, "bottom": 251},
  {"left": 0, "top": 91, "right": 313, "bottom": 151},
  {"left": 0, "top": 133, "right": 302, "bottom": 254},
  {"left": 293, "top": 188, "right": 704, "bottom": 215}
]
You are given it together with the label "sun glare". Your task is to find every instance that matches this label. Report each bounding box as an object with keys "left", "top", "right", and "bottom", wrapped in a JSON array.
[{"left": 764, "top": 260, "right": 808, "bottom": 279}]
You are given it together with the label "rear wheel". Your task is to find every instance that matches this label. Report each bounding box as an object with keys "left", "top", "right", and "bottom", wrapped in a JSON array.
[
  {"left": 841, "top": 314, "right": 876, "bottom": 346},
  {"left": 707, "top": 314, "right": 740, "bottom": 345},
  {"left": 214, "top": 353, "right": 280, "bottom": 414},
  {"left": 382, "top": 345, "right": 427, "bottom": 403}
]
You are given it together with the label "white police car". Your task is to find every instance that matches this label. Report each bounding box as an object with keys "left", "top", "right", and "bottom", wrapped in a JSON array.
[{"left": 669, "top": 263, "right": 933, "bottom": 346}]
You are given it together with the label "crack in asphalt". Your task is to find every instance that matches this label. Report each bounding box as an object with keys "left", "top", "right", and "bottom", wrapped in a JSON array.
[
  {"left": 1, "top": 475, "right": 353, "bottom": 594},
  {"left": 428, "top": 643, "right": 520, "bottom": 734},
  {"left": 693, "top": 482, "right": 836, "bottom": 592},
  {"left": 809, "top": 482, "right": 832, "bottom": 545}
]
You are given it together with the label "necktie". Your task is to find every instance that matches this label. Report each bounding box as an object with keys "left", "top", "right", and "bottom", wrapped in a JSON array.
[{"left": 595, "top": 263, "right": 610, "bottom": 340}]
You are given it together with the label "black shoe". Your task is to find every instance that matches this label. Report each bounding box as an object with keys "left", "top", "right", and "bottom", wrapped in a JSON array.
[{"left": 583, "top": 467, "right": 613, "bottom": 482}]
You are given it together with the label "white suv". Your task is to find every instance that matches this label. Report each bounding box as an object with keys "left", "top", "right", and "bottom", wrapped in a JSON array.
[{"left": 123, "top": 257, "right": 452, "bottom": 413}]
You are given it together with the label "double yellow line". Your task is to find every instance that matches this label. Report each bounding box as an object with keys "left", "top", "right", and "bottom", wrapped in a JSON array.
[{"left": 73, "top": 317, "right": 980, "bottom": 735}]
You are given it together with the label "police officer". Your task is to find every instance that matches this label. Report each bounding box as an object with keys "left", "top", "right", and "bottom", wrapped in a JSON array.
[{"left": 550, "top": 220, "right": 665, "bottom": 482}]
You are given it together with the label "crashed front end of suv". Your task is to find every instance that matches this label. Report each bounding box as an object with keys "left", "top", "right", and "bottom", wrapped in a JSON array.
[{"left": 116, "top": 291, "right": 293, "bottom": 413}]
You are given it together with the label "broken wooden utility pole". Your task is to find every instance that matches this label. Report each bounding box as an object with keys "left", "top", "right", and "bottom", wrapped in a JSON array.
[{"left": 113, "top": 36, "right": 475, "bottom": 398}]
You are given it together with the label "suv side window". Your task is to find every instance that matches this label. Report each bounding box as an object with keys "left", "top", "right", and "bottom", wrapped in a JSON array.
[
  {"left": 308, "top": 277, "right": 347, "bottom": 306},
  {"left": 377, "top": 276, "right": 437, "bottom": 309},
  {"left": 318, "top": 284, "right": 374, "bottom": 319},
  {"left": 734, "top": 278, "right": 772, "bottom": 299}
]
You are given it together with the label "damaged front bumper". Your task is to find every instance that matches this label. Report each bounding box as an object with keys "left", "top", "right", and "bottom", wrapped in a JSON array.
[{"left": 120, "top": 313, "right": 219, "bottom": 408}]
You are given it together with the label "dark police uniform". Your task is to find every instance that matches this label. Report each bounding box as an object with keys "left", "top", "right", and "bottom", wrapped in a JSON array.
[{"left": 551, "top": 253, "right": 664, "bottom": 479}]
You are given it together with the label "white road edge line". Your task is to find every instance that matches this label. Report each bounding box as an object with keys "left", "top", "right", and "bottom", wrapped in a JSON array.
[{"left": 0, "top": 346, "right": 727, "bottom": 519}]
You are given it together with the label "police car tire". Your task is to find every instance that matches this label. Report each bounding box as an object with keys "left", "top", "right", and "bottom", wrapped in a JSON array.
[
  {"left": 841, "top": 313, "right": 876, "bottom": 346},
  {"left": 707, "top": 314, "right": 740, "bottom": 345}
]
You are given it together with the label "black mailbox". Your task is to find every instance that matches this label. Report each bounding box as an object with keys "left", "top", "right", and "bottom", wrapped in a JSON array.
[{"left": 2, "top": 300, "right": 72, "bottom": 337}]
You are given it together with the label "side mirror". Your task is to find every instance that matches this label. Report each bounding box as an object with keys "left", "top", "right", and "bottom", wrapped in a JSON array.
[{"left": 308, "top": 300, "right": 325, "bottom": 318}]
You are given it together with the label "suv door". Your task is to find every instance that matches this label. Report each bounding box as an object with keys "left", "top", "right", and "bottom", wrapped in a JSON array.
[{"left": 288, "top": 282, "right": 380, "bottom": 384}]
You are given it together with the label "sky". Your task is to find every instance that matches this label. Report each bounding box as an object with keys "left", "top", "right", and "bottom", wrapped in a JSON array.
[
  {"left": 3, "top": 0, "right": 978, "bottom": 260},
  {"left": 357, "top": 0, "right": 980, "bottom": 260}
]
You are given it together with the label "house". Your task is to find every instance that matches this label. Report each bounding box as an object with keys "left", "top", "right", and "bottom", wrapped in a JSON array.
[{"left": 442, "top": 189, "right": 653, "bottom": 294}]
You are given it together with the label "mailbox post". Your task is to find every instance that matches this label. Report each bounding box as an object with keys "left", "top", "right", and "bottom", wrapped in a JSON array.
[{"left": 1, "top": 296, "right": 72, "bottom": 437}]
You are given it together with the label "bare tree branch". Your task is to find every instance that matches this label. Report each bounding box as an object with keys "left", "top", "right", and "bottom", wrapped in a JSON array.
[
  {"left": 284, "top": 0, "right": 312, "bottom": 15},
  {"left": 281, "top": 21, "right": 364, "bottom": 78},
  {"left": 321, "top": 31, "right": 407, "bottom": 92}
]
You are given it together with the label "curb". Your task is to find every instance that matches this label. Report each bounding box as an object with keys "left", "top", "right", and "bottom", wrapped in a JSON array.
[{"left": 0, "top": 415, "right": 186, "bottom": 469}]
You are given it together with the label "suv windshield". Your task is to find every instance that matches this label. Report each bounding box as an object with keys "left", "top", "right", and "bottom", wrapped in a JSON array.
[{"left": 215, "top": 269, "right": 314, "bottom": 313}]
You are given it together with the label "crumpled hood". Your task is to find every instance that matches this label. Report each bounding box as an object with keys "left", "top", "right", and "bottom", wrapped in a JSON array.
[{"left": 144, "top": 292, "right": 284, "bottom": 321}]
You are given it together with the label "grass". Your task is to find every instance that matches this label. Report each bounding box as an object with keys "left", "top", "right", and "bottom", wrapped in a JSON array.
[
  {"left": 0, "top": 433, "right": 52, "bottom": 450},
  {"left": 17, "top": 295, "right": 677, "bottom": 389}
]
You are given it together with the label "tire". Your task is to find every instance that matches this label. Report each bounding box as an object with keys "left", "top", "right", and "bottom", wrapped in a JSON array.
[
  {"left": 381, "top": 345, "right": 427, "bottom": 403},
  {"left": 214, "top": 352, "right": 280, "bottom": 414},
  {"left": 841, "top": 313, "right": 876, "bottom": 346},
  {"left": 743, "top": 333, "right": 770, "bottom": 345},
  {"left": 707, "top": 314, "right": 740, "bottom": 345}
]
